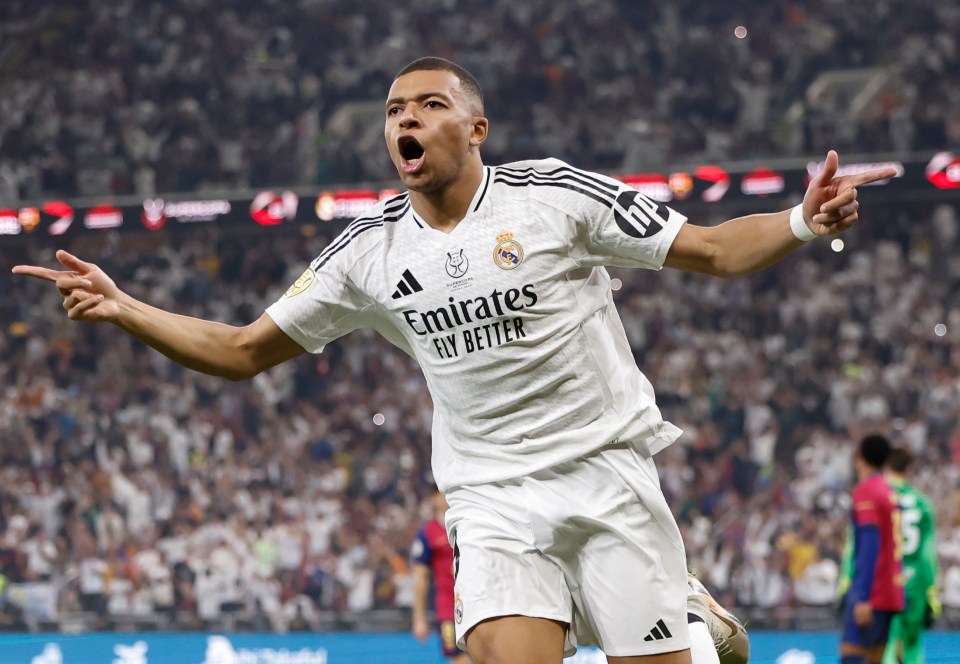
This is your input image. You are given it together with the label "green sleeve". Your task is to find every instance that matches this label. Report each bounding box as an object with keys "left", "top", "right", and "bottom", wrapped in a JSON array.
[
  {"left": 838, "top": 524, "right": 854, "bottom": 597},
  {"left": 918, "top": 494, "right": 939, "bottom": 590}
]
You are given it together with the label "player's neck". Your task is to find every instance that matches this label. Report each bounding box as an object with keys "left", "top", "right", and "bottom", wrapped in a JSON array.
[
  {"left": 409, "top": 160, "right": 484, "bottom": 233},
  {"left": 857, "top": 467, "right": 880, "bottom": 482}
]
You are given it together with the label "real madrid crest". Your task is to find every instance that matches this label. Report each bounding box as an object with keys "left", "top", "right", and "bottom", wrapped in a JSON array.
[
  {"left": 454, "top": 592, "right": 464, "bottom": 624},
  {"left": 493, "top": 232, "right": 524, "bottom": 270}
]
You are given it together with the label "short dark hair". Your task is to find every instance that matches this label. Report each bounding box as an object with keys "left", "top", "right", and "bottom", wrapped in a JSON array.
[
  {"left": 859, "top": 433, "right": 892, "bottom": 469},
  {"left": 394, "top": 57, "right": 484, "bottom": 115},
  {"left": 886, "top": 446, "right": 913, "bottom": 474}
]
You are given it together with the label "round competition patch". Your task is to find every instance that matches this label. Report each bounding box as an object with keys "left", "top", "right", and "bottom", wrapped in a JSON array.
[{"left": 284, "top": 268, "right": 315, "bottom": 298}]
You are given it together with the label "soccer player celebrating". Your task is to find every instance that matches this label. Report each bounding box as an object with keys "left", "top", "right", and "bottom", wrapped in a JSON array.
[
  {"left": 882, "top": 448, "right": 940, "bottom": 664},
  {"left": 839, "top": 435, "right": 905, "bottom": 664},
  {"left": 412, "top": 491, "right": 470, "bottom": 664},
  {"left": 14, "top": 57, "right": 896, "bottom": 664}
]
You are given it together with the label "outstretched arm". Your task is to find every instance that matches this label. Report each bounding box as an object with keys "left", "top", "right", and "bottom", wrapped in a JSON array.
[
  {"left": 12, "top": 250, "right": 304, "bottom": 380},
  {"left": 665, "top": 150, "right": 897, "bottom": 277}
]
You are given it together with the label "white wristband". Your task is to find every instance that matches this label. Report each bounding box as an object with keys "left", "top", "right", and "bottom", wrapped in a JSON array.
[{"left": 790, "top": 204, "right": 816, "bottom": 242}]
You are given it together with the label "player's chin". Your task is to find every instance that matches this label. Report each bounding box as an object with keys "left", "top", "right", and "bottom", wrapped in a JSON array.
[{"left": 399, "top": 171, "right": 441, "bottom": 194}]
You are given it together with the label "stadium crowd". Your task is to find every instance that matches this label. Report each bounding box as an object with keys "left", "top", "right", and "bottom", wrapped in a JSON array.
[
  {"left": 0, "top": 197, "right": 958, "bottom": 632},
  {"left": 1, "top": 0, "right": 960, "bottom": 637},
  {"left": 1, "top": 0, "right": 959, "bottom": 202}
]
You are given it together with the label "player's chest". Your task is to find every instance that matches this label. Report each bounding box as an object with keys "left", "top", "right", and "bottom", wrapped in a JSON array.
[{"left": 375, "top": 219, "right": 566, "bottom": 318}]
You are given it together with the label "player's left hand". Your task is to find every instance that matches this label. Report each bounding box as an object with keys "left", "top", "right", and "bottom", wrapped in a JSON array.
[
  {"left": 412, "top": 616, "right": 430, "bottom": 642},
  {"left": 853, "top": 600, "right": 873, "bottom": 626},
  {"left": 800, "top": 150, "right": 897, "bottom": 237}
]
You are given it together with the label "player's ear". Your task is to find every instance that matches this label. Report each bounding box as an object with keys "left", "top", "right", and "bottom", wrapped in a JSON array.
[{"left": 469, "top": 116, "right": 488, "bottom": 148}]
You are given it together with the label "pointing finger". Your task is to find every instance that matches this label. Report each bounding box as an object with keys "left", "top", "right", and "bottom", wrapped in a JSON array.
[
  {"left": 844, "top": 167, "right": 899, "bottom": 188},
  {"left": 11, "top": 265, "right": 64, "bottom": 282}
]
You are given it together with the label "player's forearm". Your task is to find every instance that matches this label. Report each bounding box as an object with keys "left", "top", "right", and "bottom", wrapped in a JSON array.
[
  {"left": 708, "top": 209, "right": 807, "bottom": 277},
  {"left": 114, "top": 292, "right": 260, "bottom": 380},
  {"left": 412, "top": 566, "right": 429, "bottom": 621},
  {"left": 851, "top": 524, "right": 880, "bottom": 602}
]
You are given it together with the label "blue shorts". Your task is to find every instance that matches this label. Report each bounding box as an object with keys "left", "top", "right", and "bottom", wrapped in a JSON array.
[{"left": 841, "top": 596, "right": 895, "bottom": 648}]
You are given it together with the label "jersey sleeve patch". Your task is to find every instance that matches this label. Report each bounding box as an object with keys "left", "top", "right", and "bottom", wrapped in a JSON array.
[{"left": 283, "top": 268, "right": 316, "bottom": 298}]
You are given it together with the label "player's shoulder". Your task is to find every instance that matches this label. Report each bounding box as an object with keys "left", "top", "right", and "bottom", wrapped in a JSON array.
[
  {"left": 490, "top": 158, "right": 621, "bottom": 210},
  {"left": 423, "top": 518, "right": 447, "bottom": 539},
  {"left": 916, "top": 488, "right": 936, "bottom": 515},
  {"left": 312, "top": 193, "right": 410, "bottom": 269},
  {"left": 342, "top": 192, "right": 410, "bottom": 234},
  {"left": 850, "top": 479, "right": 875, "bottom": 503},
  {"left": 496, "top": 157, "right": 574, "bottom": 174},
  {"left": 855, "top": 474, "right": 888, "bottom": 495},
  {"left": 493, "top": 157, "right": 613, "bottom": 184}
]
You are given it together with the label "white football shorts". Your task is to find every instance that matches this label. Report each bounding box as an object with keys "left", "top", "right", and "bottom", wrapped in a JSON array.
[{"left": 444, "top": 440, "right": 689, "bottom": 657}]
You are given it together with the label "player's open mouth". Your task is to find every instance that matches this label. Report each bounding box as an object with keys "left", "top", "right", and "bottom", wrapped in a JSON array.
[{"left": 398, "top": 136, "right": 425, "bottom": 173}]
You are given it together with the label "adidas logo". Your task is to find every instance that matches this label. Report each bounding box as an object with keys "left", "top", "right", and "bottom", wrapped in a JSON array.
[
  {"left": 391, "top": 269, "right": 423, "bottom": 300},
  {"left": 643, "top": 618, "right": 673, "bottom": 642}
]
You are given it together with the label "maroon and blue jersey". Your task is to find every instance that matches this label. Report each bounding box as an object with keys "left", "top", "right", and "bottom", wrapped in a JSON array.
[
  {"left": 851, "top": 474, "right": 905, "bottom": 611},
  {"left": 412, "top": 518, "right": 456, "bottom": 622}
]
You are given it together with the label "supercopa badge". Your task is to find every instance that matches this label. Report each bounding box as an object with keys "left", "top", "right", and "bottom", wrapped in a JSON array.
[
  {"left": 283, "top": 268, "right": 315, "bottom": 298},
  {"left": 493, "top": 232, "right": 523, "bottom": 270}
]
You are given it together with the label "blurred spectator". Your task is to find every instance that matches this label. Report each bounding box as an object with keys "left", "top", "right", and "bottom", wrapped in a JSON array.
[{"left": 0, "top": 198, "right": 956, "bottom": 631}]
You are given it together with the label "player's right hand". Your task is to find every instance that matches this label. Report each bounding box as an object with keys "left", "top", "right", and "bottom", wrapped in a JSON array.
[
  {"left": 412, "top": 616, "right": 430, "bottom": 643},
  {"left": 12, "top": 250, "right": 121, "bottom": 323},
  {"left": 925, "top": 586, "right": 942, "bottom": 628},
  {"left": 853, "top": 600, "right": 873, "bottom": 626}
]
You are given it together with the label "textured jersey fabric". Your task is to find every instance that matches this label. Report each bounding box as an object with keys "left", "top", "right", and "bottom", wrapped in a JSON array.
[{"left": 267, "top": 159, "right": 686, "bottom": 490}]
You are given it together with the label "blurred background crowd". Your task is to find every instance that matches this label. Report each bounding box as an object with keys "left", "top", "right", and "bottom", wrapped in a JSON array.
[
  {"left": 1, "top": 0, "right": 959, "bottom": 202},
  {"left": 0, "top": 198, "right": 958, "bottom": 632},
  {"left": 0, "top": 0, "right": 959, "bottom": 637}
]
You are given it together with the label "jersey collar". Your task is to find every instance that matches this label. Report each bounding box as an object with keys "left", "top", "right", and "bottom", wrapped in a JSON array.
[{"left": 408, "top": 166, "right": 492, "bottom": 230}]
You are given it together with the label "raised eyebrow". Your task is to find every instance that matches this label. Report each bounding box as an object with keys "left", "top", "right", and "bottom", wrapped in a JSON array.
[{"left": 385, "top": 92, "right": 451, "bottom": 108}]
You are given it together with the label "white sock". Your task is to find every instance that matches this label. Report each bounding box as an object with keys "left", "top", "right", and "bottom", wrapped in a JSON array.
[{"left": 688, "top": 620, "right": 720, "bottom": 664}]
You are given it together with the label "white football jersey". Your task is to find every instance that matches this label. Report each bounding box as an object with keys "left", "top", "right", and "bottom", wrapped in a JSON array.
[{"left": 267, "top": 159, "right": 686, "bottom": 491}]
